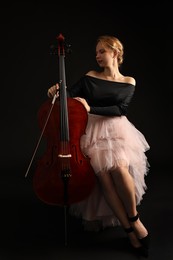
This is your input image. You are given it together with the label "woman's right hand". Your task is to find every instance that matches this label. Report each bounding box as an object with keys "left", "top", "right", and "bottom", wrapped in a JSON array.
[{"left": 47, "top": 83, "right": 59, "bottom": 98}]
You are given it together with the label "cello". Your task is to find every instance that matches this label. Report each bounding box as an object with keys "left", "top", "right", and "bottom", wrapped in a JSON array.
[{"left": 31, "top": 33, "right": 96, "bottom": 209}]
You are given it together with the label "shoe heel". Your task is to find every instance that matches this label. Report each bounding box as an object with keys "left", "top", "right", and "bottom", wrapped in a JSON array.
[{"left": 139, "top": 233, "right": 150, "bottom": 249}]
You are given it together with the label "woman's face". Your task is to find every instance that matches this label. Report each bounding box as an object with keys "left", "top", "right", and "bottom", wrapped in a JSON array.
[{"left": 96, "top": 41, "right": 114, "bottom": 68}]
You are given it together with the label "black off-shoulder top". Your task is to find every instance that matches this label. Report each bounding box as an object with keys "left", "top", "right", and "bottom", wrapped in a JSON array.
[{"left": 67, "top": 75, "right": 135, "bottom": 116}]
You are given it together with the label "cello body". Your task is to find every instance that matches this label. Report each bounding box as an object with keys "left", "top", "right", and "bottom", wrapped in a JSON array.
[{"left": 33, "top": 96, "right": 96, "bottom": 206}]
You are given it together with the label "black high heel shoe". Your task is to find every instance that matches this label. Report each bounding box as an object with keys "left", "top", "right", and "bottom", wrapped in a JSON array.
[
  {"left": 127, "top": 213, "right": 150, "bottom": 250},
  {"left": 124, "top": 226, "right": 149, "bottom": 258}
]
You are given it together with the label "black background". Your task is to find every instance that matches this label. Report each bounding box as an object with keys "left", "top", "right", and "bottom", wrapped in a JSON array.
[
  {"left": 1, "top": 2, "right": 172, "bottom": 170},
  {"left": 0, "top": 2, "right": 172, "bottom": 259}
]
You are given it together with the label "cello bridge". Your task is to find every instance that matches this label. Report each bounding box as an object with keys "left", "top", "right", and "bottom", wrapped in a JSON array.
[{"left": 58, "top": 154, "right": 72, "bottom": 158}]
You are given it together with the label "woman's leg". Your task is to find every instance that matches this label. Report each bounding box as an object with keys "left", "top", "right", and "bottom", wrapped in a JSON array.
[
  {"left": 97, "top": 172, "right": 141, "bottom": 248},
  {"left": 111, "top": 166, "right": 148, "bottom": 239}
]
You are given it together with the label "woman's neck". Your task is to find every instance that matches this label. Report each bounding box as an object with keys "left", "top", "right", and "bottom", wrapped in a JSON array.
[{"left": 102, "top": 68, "right": 122, "bottom": 81}]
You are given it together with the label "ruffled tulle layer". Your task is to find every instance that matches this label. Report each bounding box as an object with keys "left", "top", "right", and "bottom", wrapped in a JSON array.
[{"left": 70, "top": 114, "right": 150, "bottom": 230}]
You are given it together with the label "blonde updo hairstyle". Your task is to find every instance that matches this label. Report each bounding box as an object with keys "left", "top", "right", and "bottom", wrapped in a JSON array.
[{"left": 97, "top": 35, "right": 124, "bottom": 67}]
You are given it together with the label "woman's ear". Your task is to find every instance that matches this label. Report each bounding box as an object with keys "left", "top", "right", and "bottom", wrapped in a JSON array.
[{"left": 113, "top": 50, "right": 118, "bottom": 58}]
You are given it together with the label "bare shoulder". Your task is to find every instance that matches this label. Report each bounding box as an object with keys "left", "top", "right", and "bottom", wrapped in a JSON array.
[
  {"left": 86, "top": 71, "right": 136, "bottom": 86},
  {"left": 85, "top": 70, "right": 98, "bottom": 77},
  {"left": 124, "top": 76, "right": 136, "bottom": 86}
]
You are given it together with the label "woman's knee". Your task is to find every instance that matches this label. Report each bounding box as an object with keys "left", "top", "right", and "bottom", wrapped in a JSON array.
[{"left": 111, "top": 166, "right": 129, "bottom": 181}]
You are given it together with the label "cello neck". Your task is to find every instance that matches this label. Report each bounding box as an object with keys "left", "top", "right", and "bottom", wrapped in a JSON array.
[{"left": 57, "top": 33, "right": 69, "bottom": 142}]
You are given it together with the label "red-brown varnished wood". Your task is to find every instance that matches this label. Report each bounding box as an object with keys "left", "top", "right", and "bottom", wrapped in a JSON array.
[{"left": 33, "top": 97, "right": 96, "bottom": 206}]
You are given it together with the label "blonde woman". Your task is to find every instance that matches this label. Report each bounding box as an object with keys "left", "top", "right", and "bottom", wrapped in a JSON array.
[{"left": 48, "top": 35, "right": 150, "bottom": 257}]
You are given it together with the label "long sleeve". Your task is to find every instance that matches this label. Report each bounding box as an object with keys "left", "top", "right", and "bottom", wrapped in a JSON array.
[{"left": 90, "top": 88, "right": 135, "bottom": 116}]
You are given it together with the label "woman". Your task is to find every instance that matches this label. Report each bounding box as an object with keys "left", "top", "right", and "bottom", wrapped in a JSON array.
[{"left": 47, "top": 35, "right": 150, "bottom": 257}]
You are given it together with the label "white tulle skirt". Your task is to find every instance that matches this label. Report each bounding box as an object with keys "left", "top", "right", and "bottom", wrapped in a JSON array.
[{"left": 70, "top": 114, "right": 150, "bottom": 230}]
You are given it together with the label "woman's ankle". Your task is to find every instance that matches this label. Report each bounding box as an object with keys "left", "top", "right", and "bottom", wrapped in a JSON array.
[{"left": 131, "top": 219, "right": 148, "bottom": 238}]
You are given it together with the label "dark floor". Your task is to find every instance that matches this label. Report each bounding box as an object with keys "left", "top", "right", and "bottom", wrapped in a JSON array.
[{"left": 0, "top": 165, "right": 172, "bottom": 260}]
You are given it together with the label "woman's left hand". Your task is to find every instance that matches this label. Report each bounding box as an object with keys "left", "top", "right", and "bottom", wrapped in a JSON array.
[{"left": 74, "top": 97, "right": 90, "bottom": 112}]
